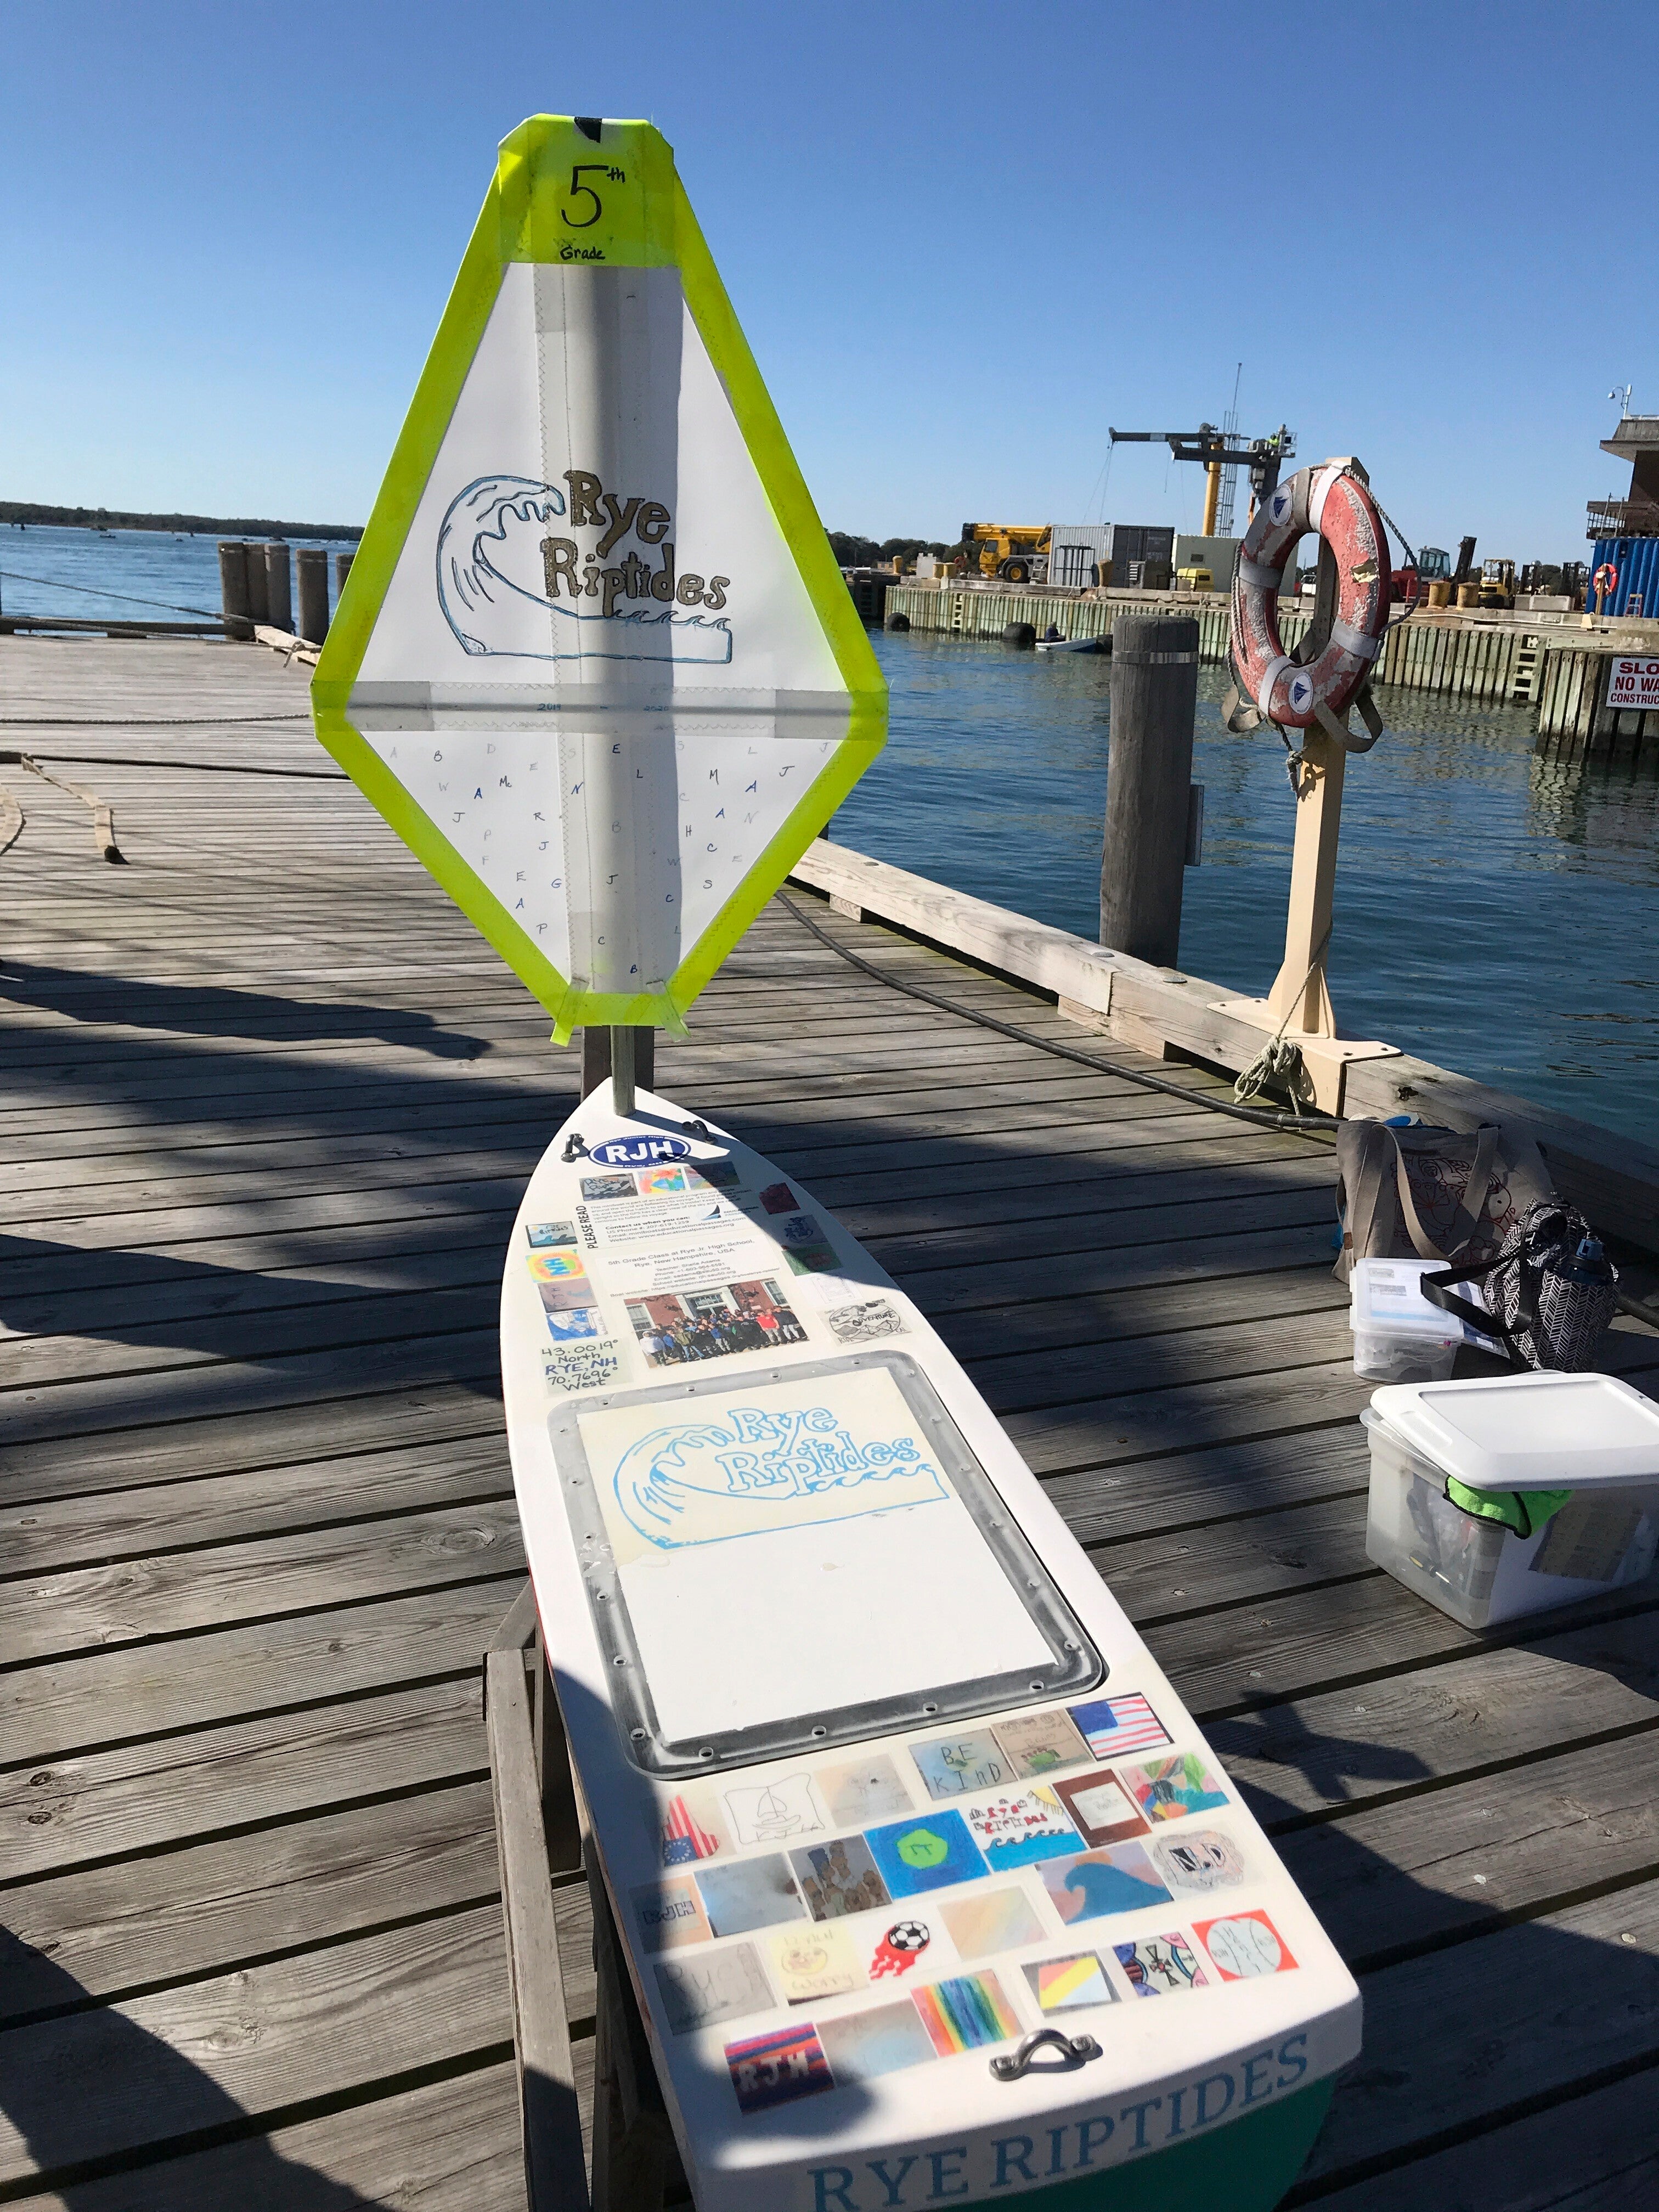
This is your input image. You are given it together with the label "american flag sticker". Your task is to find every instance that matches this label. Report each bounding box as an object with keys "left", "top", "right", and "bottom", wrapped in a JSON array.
[
  {"left": 661, "top": 1793, "right": 723, "bottom": 1866},
  {"left": 1068, "top": 1694, "right": 1172, "bottom": 1762}
]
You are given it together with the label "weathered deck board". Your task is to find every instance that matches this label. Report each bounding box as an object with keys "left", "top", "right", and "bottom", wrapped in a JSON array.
[{"left": 1, "top": 635, "right": 1656, "bottom": 2207}]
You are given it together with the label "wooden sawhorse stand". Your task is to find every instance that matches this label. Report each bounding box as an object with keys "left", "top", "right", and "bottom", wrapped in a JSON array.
[{"left": 484, "top": 1583, "right": 689, "bottom": 2210}]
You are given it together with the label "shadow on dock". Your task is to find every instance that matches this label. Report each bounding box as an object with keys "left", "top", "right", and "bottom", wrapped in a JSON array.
[{"left": 0, "top": 1939, "right": 381, "bottom": 2207}]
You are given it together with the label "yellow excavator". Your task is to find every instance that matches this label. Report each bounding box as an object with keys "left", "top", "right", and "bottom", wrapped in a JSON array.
[{"left": 961, "top": 523, "right": 1051, "bottom": 583}]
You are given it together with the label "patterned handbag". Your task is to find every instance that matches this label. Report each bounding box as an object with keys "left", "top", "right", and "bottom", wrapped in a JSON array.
[{"left": 1423, "top": 1200, "right": 1620, "bottom": 1372}]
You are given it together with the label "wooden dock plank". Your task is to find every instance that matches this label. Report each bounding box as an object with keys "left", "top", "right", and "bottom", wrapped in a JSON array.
[
  {"left": 0, "top": 1904, "right": 513, "bottom": 2187},
  {"left": 3, "top": 635, "right": 1656, "bottom": 2205}
]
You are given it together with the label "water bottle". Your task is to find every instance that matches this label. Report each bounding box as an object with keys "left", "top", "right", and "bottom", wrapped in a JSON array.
[
  {"left": 1562, "top": 1235, "right": 1615, "bottom": 1291},
  {"left": 1536, "top": 1231, "right": 1618, "bottom": 1369}
]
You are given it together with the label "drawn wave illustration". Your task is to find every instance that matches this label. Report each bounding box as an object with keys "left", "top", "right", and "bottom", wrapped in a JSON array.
[
  {"left": 435, "top": 475, "right": 733, "bottom": 664},
  {"left": 613, "top": 1413, "right": 946, "bottom": 1550}
]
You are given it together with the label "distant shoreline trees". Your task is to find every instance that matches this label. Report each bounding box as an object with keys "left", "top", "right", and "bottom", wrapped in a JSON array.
[
  {"left": 828, "top": 531, "right": 957, "bottom": 568},
  {"left": 1, "top": 501, "right": 363, "bottom": 539}
]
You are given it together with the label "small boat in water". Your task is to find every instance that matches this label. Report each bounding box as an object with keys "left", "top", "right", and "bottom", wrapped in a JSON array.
[{"left": 1035, "top": 627, "right": 1102, "bottom": 653}]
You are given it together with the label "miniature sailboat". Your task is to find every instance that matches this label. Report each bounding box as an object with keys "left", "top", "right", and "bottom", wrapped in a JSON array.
[
  {"left": 314, "top": 109, "right": 1360, "bottom": 2210},
  {"left": 501, "top": 1083, "right": 1359, "bottom": 2212}
]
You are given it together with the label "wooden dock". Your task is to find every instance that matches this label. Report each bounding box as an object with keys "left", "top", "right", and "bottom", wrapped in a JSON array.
[{"left": 2, "top": 635, "right": 1657, "bottom": 2209}]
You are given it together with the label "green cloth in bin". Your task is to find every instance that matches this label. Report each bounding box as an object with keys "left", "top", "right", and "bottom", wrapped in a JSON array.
[{"left": 1445, "top": 1480, "right": 1572, "bottom": 1539}]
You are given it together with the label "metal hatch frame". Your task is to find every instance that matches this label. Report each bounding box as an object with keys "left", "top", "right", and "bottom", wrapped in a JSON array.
[{"left": 546, "top": 1347, "right": 1105, "bottom": 1776}]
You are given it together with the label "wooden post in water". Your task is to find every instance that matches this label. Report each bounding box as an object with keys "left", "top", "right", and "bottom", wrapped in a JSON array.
[
  {"left": 295, "top": 549, "right": 329, "bottom": 645},
  {"left": 217, "top": 541, "right": 252, "bottom": 641},
  {"left": 1099, "top": 613, "right": 1200, "bottom": 966},
  {"left": 334, "top": 549, "right": 354, "bottom": 598},
  {"left": 263, "top": 543, "right": 293, "bottom": 633},
  {"left": 244, "top": 540, "right": 270, "bottom": 627}
]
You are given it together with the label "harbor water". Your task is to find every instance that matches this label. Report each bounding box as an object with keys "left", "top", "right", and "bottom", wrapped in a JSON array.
[
  {"left": 836, "top": 629, "right": 1659, "bottom": 1148},
  {"left": 5, "top": 527, "right": 1656, "bottom": 1146}
]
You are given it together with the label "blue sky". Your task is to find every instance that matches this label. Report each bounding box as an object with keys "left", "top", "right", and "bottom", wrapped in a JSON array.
[{"left": 2, "top": 3, "right": 1647, "bottom": 557}]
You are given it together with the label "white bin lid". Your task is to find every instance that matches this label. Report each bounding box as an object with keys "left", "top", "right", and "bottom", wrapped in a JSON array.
[{"left": 1370, "top": 1372, "right": 1659, "bottom": 1491}]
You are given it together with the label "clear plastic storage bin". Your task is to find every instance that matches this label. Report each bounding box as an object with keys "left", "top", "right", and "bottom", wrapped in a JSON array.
[
  {"left": 1363, "top": 1401, "right": 1659, "bottom": 1630},
  {"left": 1348, "top": 1257, "right": 1498, "bottom": 1385}
]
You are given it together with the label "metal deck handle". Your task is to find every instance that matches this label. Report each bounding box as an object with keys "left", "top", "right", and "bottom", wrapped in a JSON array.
[{"left": 990, "top": 2028, "right": 1103, "bottom": 2080}]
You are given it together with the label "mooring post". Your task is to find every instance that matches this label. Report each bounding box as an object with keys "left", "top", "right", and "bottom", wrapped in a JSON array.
[
  {"left": 218, "top": 541, "right": 252, "bottom": 641},
  {"left": 1099, "top": 612, "right": 1200, "bottom": 966},
  {"left": 295, "top": 548, "right": 329, "bottom": 645},
  {"left": 263, "top": 543, "right": 293, "bottom": 634},
  {"left": 334, "top": 549, "right": 354, "bottom": 599},
  {"left": 244, "top": 539, "right": 270, "bottom": 627}
]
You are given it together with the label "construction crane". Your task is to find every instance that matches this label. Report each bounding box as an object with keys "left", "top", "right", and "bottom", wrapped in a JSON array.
[
  {"left": 960, "top": 523, "right": 1051, "bottom": 583},
  {"left": 1107, "top": 424, "right": 1297, "bottom": 534}
]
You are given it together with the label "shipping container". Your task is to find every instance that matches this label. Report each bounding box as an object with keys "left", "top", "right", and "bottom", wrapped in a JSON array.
[
  {"left": 1046, "top": 523, "right": 1110, "bottom": 589},
  {"left": 1104, "top": 522, "right": 1176, "bottom": 569},
  {"left": 1589, "top": 535, "right": 1659, "bottom": 618}
]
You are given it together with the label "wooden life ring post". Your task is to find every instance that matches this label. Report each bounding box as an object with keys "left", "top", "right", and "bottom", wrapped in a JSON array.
[{"left": 1217, "top": 457, "right": 1403, "bottom": 1114}]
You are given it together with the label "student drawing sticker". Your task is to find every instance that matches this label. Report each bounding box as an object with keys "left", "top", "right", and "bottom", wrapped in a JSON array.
[
  {"left": 724, "top": 1776, "right": 827, "bottom": 1848},
  {"left": 1041, "top": 1843, "right": 1173, "bottom": 1925},
  {"left": 1123, "top": 1754, "right": 1229, "bottom": 1825},
  {"left": 870, "top": 1920, "right": 930, "bottom": 1979},
  {"left": 768, "top": 1923, "right": 864, "bottom": 2005},
  {"left": 961, "top": 1787, "right": 1080, "bottom": 1871},
  {"left": 1069, "top": 1692, "right": 1171, "bottom": 1762},
  {"left": 1195, "top": 1911, "right": 1298, "bottom": 1980},
  {"left": 789, "top": 1835, "right": 891, "bottom": 1921},
  {"left": 1114, "top": 1932, "right": 1207, "bottom": 1997},
  {"left": 660, "top": 1793, "right": 723, "bottom": 1866},
  {"left": 1052, "top": 1769, "right": 1150, "bottom": 1849},
  {"left": 1154, "top": 1831, "right": 1245, "bottom": 1893},
  {"left": 725, "top": 2023, "right": 833, "bottom": 2114},
  {"left": 910, "top": 1731, "right": 1008, "bottom": 1801},
  {"left": 528, "top": 1249, "right": 587, "bottom": 1282},
  {"left": 911, "top": 1972, "right": 1019, "bottom": 2055},
  {"left": 1025, "top": 1953, "right": 1118, "bottom": 2015},
  {"left": 866, "top": 1812, "right": 987, "bottom": 1898}
]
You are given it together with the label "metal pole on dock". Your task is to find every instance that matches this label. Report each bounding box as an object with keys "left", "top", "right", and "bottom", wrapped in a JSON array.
[
  {"left": 582, "top": 1025, "right": 656, "bottom": 1108},
  {"left": 295, "top": 549, "right": 330, "bottom": 645},
  {"left": 218, "top": 541, "right": 252, "bottom": 641},
  {"left": 1099, "top": 613, "right": 1200, "bottom": 966}
]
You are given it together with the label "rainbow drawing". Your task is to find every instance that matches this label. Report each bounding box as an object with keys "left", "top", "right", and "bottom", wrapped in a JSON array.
[{"left": 911, "top": 1972, "right": 1018, "bottom": 2055}]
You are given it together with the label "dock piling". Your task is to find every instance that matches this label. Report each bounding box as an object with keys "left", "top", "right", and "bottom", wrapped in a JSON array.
[
  {"left": 1099, "top": 612, "right": 1200, "bottom": 966},
  {"left": 262, "top": 541, "right": 292, "bottom": 633},
  {"left": 296, "top": 548, "right": 330, "bottom": 645},
  {"left": 244, "top": 540, "right": 270, "bottom": 627},
  {"left": 335, "top": 549, "right": 355, "bottom": 599},
  {"left": 217, "top": 541, "right": 252, "bottom": 641}
]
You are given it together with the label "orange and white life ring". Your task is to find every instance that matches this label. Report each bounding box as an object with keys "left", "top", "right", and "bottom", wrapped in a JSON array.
[
  {"left": 1230, "top": 464, "right": 1390, "bottom": 730},
  {"left": 1593, "top": 561, "right": 1620, "bottom": 601}
]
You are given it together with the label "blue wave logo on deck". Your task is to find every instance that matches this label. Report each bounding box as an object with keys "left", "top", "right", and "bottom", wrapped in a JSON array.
[
  {"left": 435, "top": 476, "right": 733, "bottom": 664},
  {"left": 590, "top": 1135, "right": 690, "bottom": 1167},
  {"left": 613, "top": 1405, "right": 947, "bottom": 1550}
]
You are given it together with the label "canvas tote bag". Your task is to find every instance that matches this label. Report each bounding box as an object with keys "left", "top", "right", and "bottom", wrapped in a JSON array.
[{"left": 1333, "top": 1121, "right": 1554, "bottom": 1285}]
